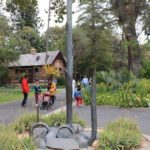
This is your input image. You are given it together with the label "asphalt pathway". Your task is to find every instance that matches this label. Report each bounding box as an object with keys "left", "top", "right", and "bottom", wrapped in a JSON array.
[
  {"left": 0, "top": 89, "right": 150, "bottom": 136},
  {"left": 0, "top": 89, "right": 66, "bottom": 124},
  {"left": 73, "top": 106, "right": 150, "bottom": 135}
]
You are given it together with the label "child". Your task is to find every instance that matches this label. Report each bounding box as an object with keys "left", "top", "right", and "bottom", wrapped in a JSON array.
[
  {"left": 74, "top": 86, "right": 83, "bottom": 106},
  {"left": 33, "top": 80, "right": 42, "bottom": 106},
  {"left": 47, "top": 79, "right": 56, "bottom": 105}
]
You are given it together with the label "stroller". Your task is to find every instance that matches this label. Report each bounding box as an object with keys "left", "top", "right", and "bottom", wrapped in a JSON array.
[{"left": 38, "top": 92, "right": 52, "bottom": 110}]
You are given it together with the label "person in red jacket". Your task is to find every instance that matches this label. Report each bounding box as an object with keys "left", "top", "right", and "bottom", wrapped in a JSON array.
[{"left": 21, "top": 75, "right": 30, "bottom": 107}]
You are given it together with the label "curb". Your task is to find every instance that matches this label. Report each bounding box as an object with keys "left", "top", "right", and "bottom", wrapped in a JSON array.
[{"left": 43, "top": 101, "right": 76, "bottom": 118}]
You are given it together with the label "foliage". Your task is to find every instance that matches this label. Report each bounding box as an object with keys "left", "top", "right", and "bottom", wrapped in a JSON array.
[
  {"left": 73, "top": 27, "right": 113, "bottom": 75},
  {"left": 6, "top": 0, "right": 40, "bottom": 30},
  {"left": 42, "top": 26, "right": 66, "bottom": 53},
  {"left": 110, "top": 0, "right": 150, "bottom": 74},
  {"left": 98, "top": 118, "right": 142, "bottom": 150},
  {"left": 96, "top": 69, "right": 136, "bottom": 85},
  {"left": 12, "top": 112, "right": 85, "bottom": 134},
  {"left": 41, "top": 65, "right": 60, "bottom": 80},
  {"left": 57, "top": 77, "right": 65, "bottom": 86},
  {"left": 140, "top": 60, "right": 150, "bottom": 79},
  {"left": 0, "top": 16, "right": 20, "bottom": 85},
  {"left": 16, "top": 26, "right": 41, "bottom": 53},
  {"left": 0, "top": 125, "right": 36, "bottom": 150},
  {"left": 83, "top": 79, "right": 150, "bottom": 108}
]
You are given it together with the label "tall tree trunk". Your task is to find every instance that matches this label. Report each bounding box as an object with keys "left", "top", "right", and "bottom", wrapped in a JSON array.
[
  {"left": 66, "top": 0, "right": 73, "bottom": 125},
  {"left": 123, "top": 23, "right": 141, "bottom": 74},
  {"left": 88, "top": 65, "right": 97, "bottom": 146},
  {"left": 88, "top": 0, "right": 97, "bottom": 146}
]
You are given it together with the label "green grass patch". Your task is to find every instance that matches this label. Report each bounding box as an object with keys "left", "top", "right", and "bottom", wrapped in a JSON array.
[
  {"left": 0, "top": 88, "right": 63, "bottom": 104},
  {"left": 0, "top": 88, "right": 23, "bottom": 103},
  {"left": 0, "top": 125, "right": 36, "bottom": 150},
  {"left": 11, "top": 112, "right": 85, "bottom": 134},
  {"left": 98, "top": 118, "right": 142, "bottom": 150}
]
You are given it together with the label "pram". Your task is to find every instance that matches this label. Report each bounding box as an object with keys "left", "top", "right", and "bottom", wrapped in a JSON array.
[{"left": 38, "top": 92, "right": 52, "bottom": 110}]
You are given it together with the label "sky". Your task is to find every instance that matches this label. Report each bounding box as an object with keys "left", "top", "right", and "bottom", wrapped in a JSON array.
[
  {"left": 38, "top": 0, "right": 79, "bottom": 33},
  {"left": 2, "top": 0, "right": 148, "bottom": 44}
]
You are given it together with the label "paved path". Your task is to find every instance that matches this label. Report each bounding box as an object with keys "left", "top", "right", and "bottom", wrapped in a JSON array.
[
  {"left": 0, "top": 89, "right": 66, "bottom": 124},
  {"left": 73, "top": 106, "right": 150, "bottom": 135},
  {"left": 0, "top": 90, "right": 150, "bottom": 136}
]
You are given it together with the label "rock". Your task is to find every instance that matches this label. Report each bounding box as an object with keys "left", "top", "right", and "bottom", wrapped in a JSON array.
[
  {"left": 79, "top": 131, "right": 91, "bottom": 140},
  {"left": 46, "top": 138, "right": 79, "bottom": 149},
  {"left": 45, "top": 128, "right": 58, "bottom": 142},
  {"left": 34, "top": 138, "right": 46, "bottom": 149},
  {"left": 72, "top": 124, "right": 84, "bottom": 133},
  {"left": 56, "top": 125, "right": 74, "bottom": 138},
  {"left": 78, "top": 135, "right": 89, "bottom": 148},
  {"left": 30, "top": 122, "right": 49, "bottom": 140}
]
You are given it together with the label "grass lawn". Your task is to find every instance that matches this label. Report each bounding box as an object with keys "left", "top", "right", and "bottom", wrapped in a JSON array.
[{"left": 0, "top": 88, "right": 62, "bottom": 104}]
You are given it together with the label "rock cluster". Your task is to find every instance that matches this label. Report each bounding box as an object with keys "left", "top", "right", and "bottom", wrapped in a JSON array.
[{"left": 30, "top": 122, "right": 91, "bottom": 150}]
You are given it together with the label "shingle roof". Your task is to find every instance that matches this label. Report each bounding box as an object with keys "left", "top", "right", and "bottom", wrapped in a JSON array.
[{"left": 9, "top": 50, "right": 61, "bottom": 67}]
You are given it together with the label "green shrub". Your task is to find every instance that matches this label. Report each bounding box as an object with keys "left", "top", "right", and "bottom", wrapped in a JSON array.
[
  {"left": 57, "top": 77, "right": 65, "bottom": 87},
  {"left": 12, "top": 112, "right": 85, "bottom": 134},
  {"left": 0, "top": 125, "right": 36, "bottom": 150},
  {"left": 82, "top": 87, "right": 91, "bottom": 105},
  {"left": 43, "top": 112, "right": 85, "bottom": 127},
  {"left": 83, "top": 79, "right": 150, "bottom": 108},
  {"left": 98, "top": 118, "right": 142, "bottom": 150},
  {"left": 12, "top": 113, "right": 37, "bottom": 133},
  {"left": 140, "top": 60, "right": 150, "bottom": 79}
]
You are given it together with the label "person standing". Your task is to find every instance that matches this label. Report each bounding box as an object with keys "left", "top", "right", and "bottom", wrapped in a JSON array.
[
  {"left": 47, "top": 79, "right": 56, "bottom": 105},
  {"left": 72, "top": 78, "right": 76, "bottom": 100},
  {"left": 21, "top": 75, "right": 30, "bottom": 107},
  {"left": 33, "top": 80, "right": 42, "bottom": 106},
  {"left": 82, "top": 75, "right": 89, "bottom": 87},
  {"left": 74, "top": 86, "right": 83, "bottom": 106}
]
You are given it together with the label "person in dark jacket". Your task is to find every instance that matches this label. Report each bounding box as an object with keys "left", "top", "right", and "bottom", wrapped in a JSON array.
[{"left": 21, "top": 75, "right": 30, "bottom": 107}]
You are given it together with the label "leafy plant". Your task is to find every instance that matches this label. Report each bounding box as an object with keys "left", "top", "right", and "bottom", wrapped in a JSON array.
[
  {"left": 98, "top": 118, "right": 142, "bottom": 150},
  {"left": 140, "top": 60, "right": 150, "bottom": 79},
  {"left": 40, "top": 65, "right": 60, "bottom": 80},
  {"left": 83, "top": 79, "right": 150, "bottom": 108}
]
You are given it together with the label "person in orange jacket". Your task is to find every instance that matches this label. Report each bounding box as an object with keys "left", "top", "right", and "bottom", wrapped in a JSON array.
[
  {"left": 21, "top": 75, "right": 30, "bottom": 107},
  {"left": 47, "top": 79, "right": 56, "bottom": 105}
]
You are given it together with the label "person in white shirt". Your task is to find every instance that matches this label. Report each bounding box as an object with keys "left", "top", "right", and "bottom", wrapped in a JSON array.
[
  {"left": 72, "top": 78, "right": 76, "bottom": 99},
  {"left": 82, "top": 75, "right": 89, "bottom": 87}
]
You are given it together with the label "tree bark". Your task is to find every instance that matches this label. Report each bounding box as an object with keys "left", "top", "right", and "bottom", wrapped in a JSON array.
[
  {"left": 110, "top": 0, "right": 143, "bottom": 75},
  {"left": 88, "top": 65, "right": 97, "bottom": 146},
  {"left": 123, "top": 23, "right": 141, "bottom": 74},
  {"left": 66, "top": 0, "right": 73, "bottom": 125}
]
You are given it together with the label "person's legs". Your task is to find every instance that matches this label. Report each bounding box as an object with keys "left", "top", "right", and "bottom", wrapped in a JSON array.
[
  {"left": 76, "top": 97, "right": 80, "bottom": 106},
  {"left": 79, "top": 97, "right": 83, "bottom": 106},
  {"left": 35, "top": 94, "right": 38, "bottom": 105},
  {"left": 51, "top": 95, "right": 55, "bottom": 105},
  {"left": 21, "top": 93, "right": 28, "bottom": 107}
]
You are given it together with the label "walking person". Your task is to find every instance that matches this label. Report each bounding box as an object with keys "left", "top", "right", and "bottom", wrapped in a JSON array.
[
  {"left": 21, "top": 75, "right": 30, "bottom": 107},
  {"left": 74, "top": 86, "right": 83, "bottom": 107},
  {"left": 33, "top": 80, "right": 42, "bottom": 106}
]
